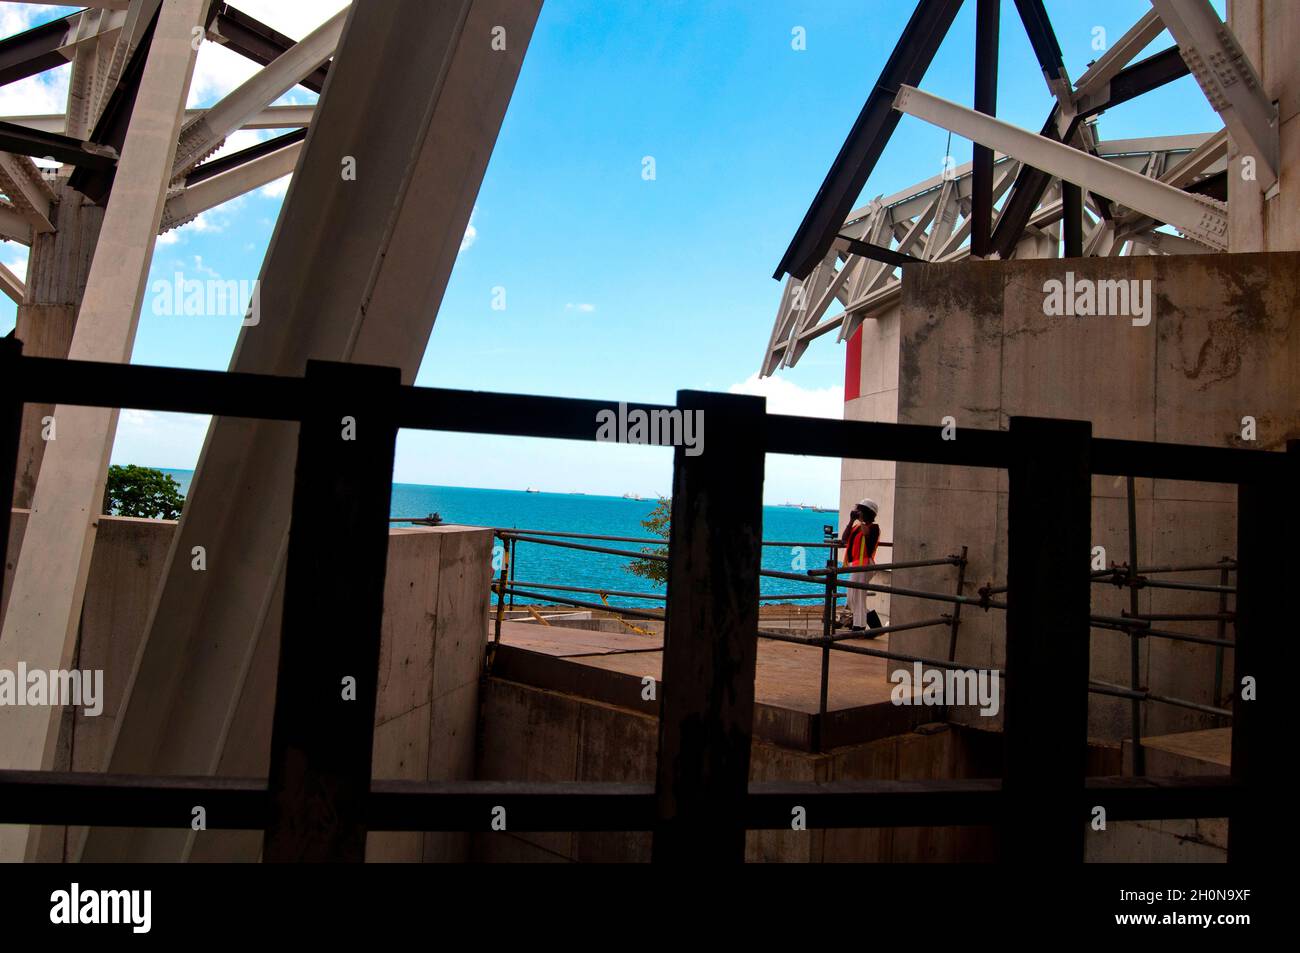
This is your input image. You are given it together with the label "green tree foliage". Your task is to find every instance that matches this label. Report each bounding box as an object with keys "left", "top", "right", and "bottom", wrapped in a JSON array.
[
  {"left": 626, "top": 496, "right": 670, "bottom": 585},
  {"left": 102, "top": 465, "right": 186, "bottom": 520}
]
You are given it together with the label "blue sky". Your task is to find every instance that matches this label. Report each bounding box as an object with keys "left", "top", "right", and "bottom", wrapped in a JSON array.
[{"left": 1, "top": 0, "right": 1224, "bottom": 505}]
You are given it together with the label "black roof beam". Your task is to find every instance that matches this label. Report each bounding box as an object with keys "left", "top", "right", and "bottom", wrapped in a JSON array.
[
  {"left": 1076, "top": 47, "right": 1192, "bottom": 121},
  {"left": 0, "top": 13, "right": 75, "bottom": 88},
  {"left": 0, "top": 119, "right": 116, "bottom": 170},
  {"left": 207, "top": 3, "right": 329, "bottom": 95},
  {"left": 185, "top": 126, "right": 306, "bottom": 186},
  {"left": 773, "top": 0, "right": 965, "bottom": 282}
]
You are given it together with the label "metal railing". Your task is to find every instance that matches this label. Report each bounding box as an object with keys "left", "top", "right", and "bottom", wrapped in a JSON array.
[{"left": 0, "top": 338, "right": 1288, "bottom": 863}]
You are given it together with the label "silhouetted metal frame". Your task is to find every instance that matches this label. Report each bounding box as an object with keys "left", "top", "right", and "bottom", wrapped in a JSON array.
[{"left": 0, "top": 341, "right": 1279, "bottom": 862}]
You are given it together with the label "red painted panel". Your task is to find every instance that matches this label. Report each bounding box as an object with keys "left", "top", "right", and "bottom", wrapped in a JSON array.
[{"left": 844, "top": 323, "right": 863, "bottom": 402}]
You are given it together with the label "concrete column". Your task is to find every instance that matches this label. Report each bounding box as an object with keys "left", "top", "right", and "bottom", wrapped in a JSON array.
[{"left": 11, "top": 183, "right": 105, "bottom": 510}]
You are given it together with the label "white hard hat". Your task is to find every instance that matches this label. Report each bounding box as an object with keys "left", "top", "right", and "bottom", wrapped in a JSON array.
[{"left": 858, "top": 498, "right": 879, "bottom": 516}]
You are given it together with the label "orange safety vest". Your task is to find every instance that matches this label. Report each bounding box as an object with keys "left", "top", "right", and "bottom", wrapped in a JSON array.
[{"left": 842, "top": 520, "right": 879, "bottom": 567}]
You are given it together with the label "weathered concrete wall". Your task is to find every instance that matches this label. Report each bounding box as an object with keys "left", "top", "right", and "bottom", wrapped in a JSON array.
[
  {"left": 887, "top": 252, "right": 1299, "bottom": 741},
  {"left": 472, "top": 676, "right": 1002, "bottom": 862},
  {"left": 3, "top": 512, "right": 491, "bottom": 861},
  {"left": 840, "top": 301, "right": 901, "bottom": 619}
]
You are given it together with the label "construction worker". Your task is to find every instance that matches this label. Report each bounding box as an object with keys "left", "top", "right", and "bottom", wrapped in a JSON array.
[{"left": 841, "top": 498, "right": 881, "bottom": 633}]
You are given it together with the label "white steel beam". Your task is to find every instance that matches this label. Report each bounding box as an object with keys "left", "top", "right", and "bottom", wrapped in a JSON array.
[
  {"left": 0, "top": 202, "right": 34, "bottom": 244},
  {"left": 0, "top": 259, "right": 25, "bottom": 303},
  {"left": 172, "top": 9, "right": 346, "bottom": 178},
  {"left": 79, "top": 0, "right": 544, "bottom": 864},
  {"left": 893, "top": 84, "right": 1229, "bottom": 249},
  {"left": 1148, "top": 0, "right": 1278, "bottom": 190},
  {"left": 160, "top": 139, "right": 303, "bottom": 231},
  {"left": 1072, "top": 9, "right": 1165, "bottom": 105},
  {"left": 4, "top": 103, "right": 315, "bottom": 135},
  {"left": 0, "top": 0, "right": 207, "bottom": 863},
  {"left": 0, "top": 153, "right": 54, "bottom": 233}
]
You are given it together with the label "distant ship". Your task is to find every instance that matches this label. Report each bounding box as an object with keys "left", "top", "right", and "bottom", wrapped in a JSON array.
[
  {"left": 525, "top": 487, "right": 539, "bottom": 493},
  {"left": 622, "top": 492, "right": 645, "bottom": 501}
]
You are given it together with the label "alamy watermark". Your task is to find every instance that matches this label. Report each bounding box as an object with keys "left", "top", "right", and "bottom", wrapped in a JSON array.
[
  {"left": 149, "top": 271, "right": 261, "bottom": 326},
  {"left": 890, "top": 662, "right": 1000, "bottom": 716},
  {"left": 1042, "top": 271, "right": 1152, "bottom": 327},
  {"left": 0, "top": 664, "right": 103, "bottom": 716},
  {"left": 596, "top": 402, "right": 704, "bottom": 457}
]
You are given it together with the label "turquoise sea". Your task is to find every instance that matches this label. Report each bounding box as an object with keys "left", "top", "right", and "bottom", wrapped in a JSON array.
[{"left": 159, "top": 470, "right": 838, "bottom": 609}]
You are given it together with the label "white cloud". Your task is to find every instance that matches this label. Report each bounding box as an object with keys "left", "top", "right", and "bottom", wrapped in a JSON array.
[
  {"left": 112, "top": 410, "right": 211, "bottom": 470},
  {"left": 157, "top": 231, "right": 180, "bottom": 246},
  {"left": 728, "top": 373, "right": 843, "bottom": 419},
  {"left": 3, "top": 245, "right": 30, "bottom": 280},
  {"left": 459, "top": 205, "right": 478, "bottom": 252},
  {"left": 187, "top": 1, "right": 349, "bottom": 108},
  {"left": 260, "top": 175, "right": 291, "bottom": 198},
  {"left": 564, "top": 302, "right": 596, "bottom": 313}
]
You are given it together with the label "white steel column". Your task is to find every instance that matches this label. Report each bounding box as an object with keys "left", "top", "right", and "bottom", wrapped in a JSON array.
[
  {"left": 80, "top": 0, "right": 543, "bottom": 863},
  {"left": 0, "top": 0, "right": 208, "bottom": 862}
]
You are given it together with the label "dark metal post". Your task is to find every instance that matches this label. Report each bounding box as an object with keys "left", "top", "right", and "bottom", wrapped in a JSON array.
[
  {"left": 1126, "top": 476, "right": 1145, "bottom": 775},
  {"left": 1002, "top": 416, "right": 1091, "bottom": 862},
  {"left": 1229, "top": 444, "right": 1292, "bottom": 862},
  {"left": 971, "top": 0, "right": 999, "bottom": 259},
  {"left": 263, "top": 360, "right": 400, "bottom": 863},
  {"left": 1213, "top": 561, "right": 1229, "bottom": 720},
  {"left": 1062, "top": 181, "right": 1084, "bottom": 258},
  {"left": 507, "top": 535, "right": 517, "bottom": 610},
  {"left": 0, "top": 337, "right": 21, "bottom": 582},
  {"left": 653, "top": 391, "right": 765, "bottom": 862},
  {"left": 816, "top": 527, "right": 836, "bottom": 751}
]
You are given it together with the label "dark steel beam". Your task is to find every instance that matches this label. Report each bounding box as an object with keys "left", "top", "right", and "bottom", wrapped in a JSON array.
[
  {"left": 0, "top": 772, "right": 1243, "bottom": 831},
  {"left": 0, "top": 119, "right": 116, "bottom": 169},
  {"left": 1012, "top": 0, "right": 1065, "bottom": 83},
  {"left": 773, "top": 0, "right": 964, "bottom": 281},
  {"left": 653, "top": 391, "right": 765, "bottom": 862},
  {"left": 989, "top": 107, "right": 1080, "bottom": 260},
  {"left": 263, "top": 361, "right": 401, "bottom": 863},
  {"left": 971, "top": 0, "right": 999, "bottom": 258},
  {"left": 1062, "top": 180, "right": 1083, "bottom": 256},
  {"left": 0, "top": 13, "right": 73, "bottom": 88},
  {"left": 1076, "top": 46, "right": 1191, "bottom": 121},
  {"left": 841, "top": 236, "right": 924, "bottom": 267},
  {"left": 1002, "top": 417, "right": 1092, "bottom": 862},
  {"left": 208, "top": 3, "right": 329, "bottom": 94},
  {"left": 185, "top": 126, "right": 306, "bottom": 185}
]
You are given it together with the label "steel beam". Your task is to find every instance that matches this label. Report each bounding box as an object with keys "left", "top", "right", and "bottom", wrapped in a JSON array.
[
  {"left": 0, "top": 0, "right": 208, "bottom": 863},
  {"left": 1072, "top": 9, "right": 1164, "bottom": 103},
  {"left": 773, "top": 0, "right": 963, "bottom": 281},
  {"left": 971, "top": 0, "right": 998, "bottom": 258},
  {"left": 0, "top": 119, "right": 117, "bottom": 169},
  {"left": 207, "top": 3, "right": 331, "bottom": 95},
  {"left": 6, "top": 103, "right": 315, "bottom": 135},
  {"left": 160, "top": 136, "right": 303, "bottom": 232},
  {"left": 1150, "top": 0, "right": 1278, "bottom": 190},
  {"left": 894, "top": 85, "right": 1229, "bottom": 249},
  {"left": 0, "top": 260, "right": 25, "bottom": 304},
  {"left": 80, "top": 0, "right": 544, "bottom": 864},
  {"left": 0, "top": 152, "right": 55, "bottom": 233},
  {"left": 1075, "top": 46, "right": 1191, "bottom": 120},
  {"left": 173, "top": 8, "right": 345, "bottom": 178}
]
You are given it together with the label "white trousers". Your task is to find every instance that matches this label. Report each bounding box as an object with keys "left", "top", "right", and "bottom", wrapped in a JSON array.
[{"left": 846, "top": 567, "right": 875, "bottom": 627}]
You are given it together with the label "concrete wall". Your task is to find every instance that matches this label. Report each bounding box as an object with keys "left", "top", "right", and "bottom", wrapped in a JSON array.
[
  {"left": 472, "top": 676, "right": 1001, "bottom": 862},
  {"left": 884, "top": 252, "right": 1299, "bottom": 741},
  {"left": 3, "top": 512, "right": 491, "bottom": 862},
  {"left": 840, "top": 302, "right": 901, "bottom": 620}
]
